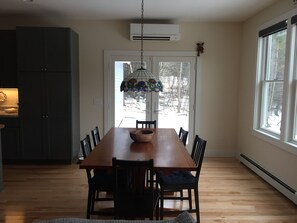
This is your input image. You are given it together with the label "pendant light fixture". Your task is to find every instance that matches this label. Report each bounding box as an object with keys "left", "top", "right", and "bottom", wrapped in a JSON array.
[{"left": 120, "top": 0, "right": 163, "bottom": 92}]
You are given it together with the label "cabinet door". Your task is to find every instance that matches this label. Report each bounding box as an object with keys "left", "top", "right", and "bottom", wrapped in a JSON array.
[
  {"left": 18, "top": 72, "right": 44, "bottom": 118},
  {"left": 0, "top": 118, "right": 20, "bottom": 161},
  {"left": 0, "top": 30, "right": 17, "bottom": 87},
  {"left": 16, "top": 27, "right": 44, "bottom": 72},
  {"left": 44, "top": 28, "right": 71, "bottom": 72},
  {"left": 18, "top": 72, "right": 46, "bottom": 160},
  {"left": 20, "top": 118, "right": 46, "bottom": 160},
  {"left": 17, "top": 27, "right": 71, "bottom": 72},
  {"left": 45, "top": 73, "right": 71, "bottom": 160}
]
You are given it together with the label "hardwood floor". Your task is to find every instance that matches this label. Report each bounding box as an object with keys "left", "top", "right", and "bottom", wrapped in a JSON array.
[{"left": 0, "top": 158, "right": 296, "bottom": 223}]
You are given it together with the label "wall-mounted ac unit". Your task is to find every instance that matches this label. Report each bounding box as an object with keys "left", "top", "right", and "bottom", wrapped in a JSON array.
[{"left": 130, "top": 23, "right": 181, "bottom": 41}]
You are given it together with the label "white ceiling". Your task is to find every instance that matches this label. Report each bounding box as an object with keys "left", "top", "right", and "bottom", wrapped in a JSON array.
[{"left": 0, "top": 0, "right": 280, "bottom": 22}]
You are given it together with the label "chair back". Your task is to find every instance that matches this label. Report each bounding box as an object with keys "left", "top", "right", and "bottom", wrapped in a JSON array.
[
  {"left": 178, "top": 127, "right": 189, "bottom": 146},
  {"left": 112, "top": 157, "right": 156, "bottom": 219},
  {"left": 81, "top": 135, "right": 92, "bottom": 159},
  {"left": 80, "top": 135, "right": 93, "bottom": 182},
  {"left": 136, "top": 120, "right": 157, "bottom": 128},
  {"left": 191, "top": 135, "right": 207, "bottom": 180},
  {"left": 91, "top": 126, "right": 101, "bottom": 147}
]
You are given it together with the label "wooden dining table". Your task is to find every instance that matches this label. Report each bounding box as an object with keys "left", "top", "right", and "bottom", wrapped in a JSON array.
[{"left": 80, "top": 127, "right": 196, "bottom": 171}]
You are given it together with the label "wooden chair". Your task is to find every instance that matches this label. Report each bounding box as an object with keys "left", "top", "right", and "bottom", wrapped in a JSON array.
[
  {"left": 176, "top": 127, "right": 189, "bottom": 197},
  {"left": 178, "top": 127, "right": 189, "bottom": 146},
  {"left": 136, "top": 120, "right": 157, "bottom": 128},
  {"left": 80, "top": 135, "right": 114, "bottom": 218},
  {"left": 156, "top": 135, "right": 207, "bottom": 223},
  {"left": 136, "top": 120, "right": 157, "bottom": 186},
  {"left": 91, "top": 126, "right": 101, "bottom": 147},
  {"left": 90, "top": 127, "right": 103, "bottom": 199},
  {"left": 112, "top": 157, "right": 160, "bottom": 220}
]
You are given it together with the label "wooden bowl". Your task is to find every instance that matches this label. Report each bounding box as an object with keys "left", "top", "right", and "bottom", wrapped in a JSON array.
[{"left": 130, "top": 129, "right": 154, "bottom": 143}]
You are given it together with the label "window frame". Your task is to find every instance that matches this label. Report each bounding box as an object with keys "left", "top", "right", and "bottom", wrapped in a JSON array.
[{"left": 253, "top": 8, "right": 297, "bottom": 156}]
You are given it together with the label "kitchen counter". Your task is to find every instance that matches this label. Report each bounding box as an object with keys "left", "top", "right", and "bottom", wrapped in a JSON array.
[
  {"left": 0, "top": 124, "right": 4, "bottom": 191},
  {"left": 0, "top": 111, "right": 18, "bottom": 117},
  {"left": 0, "top": 104, "right": 19, "bottom": 117},
  {"left": 0, "top": 114, "right": 18, "bottom": 117}
]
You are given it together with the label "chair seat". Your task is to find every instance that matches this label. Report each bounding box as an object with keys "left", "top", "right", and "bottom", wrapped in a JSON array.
[
  {"left": 92, "top": 170, "right": 113, "bottom": 189},
  {"left": 156, "top": 171, "right": 197, "bottom": 189}
]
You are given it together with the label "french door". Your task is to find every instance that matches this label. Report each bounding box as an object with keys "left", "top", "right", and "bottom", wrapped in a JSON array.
[{"left": 104, "top": 51, "right": 198, "bottom": 148}]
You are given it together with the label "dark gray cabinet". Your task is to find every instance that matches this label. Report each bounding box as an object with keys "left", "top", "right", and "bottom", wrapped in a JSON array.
[
  {"left": 16, "top": 27, "right": 71, "bottom": 72},
  {"left": 18, "top": 73, "right": 72, "bottom": 161},
  {"left": 17, "top": 27, "right": 80, "bottom": 163},
  {"left": 0, "top": 30, "right": 17, "bottom": 87},
  {"left": 0, "top": 117, "right": 20, "bottom": 162}
]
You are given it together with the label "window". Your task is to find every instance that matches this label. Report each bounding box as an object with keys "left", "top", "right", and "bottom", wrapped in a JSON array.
[
  {"left": 259, "top": 21, "right": 287, "bottom": 136},
  {"left": 254, "top": 11, "right": 297, "bottom": 153}
]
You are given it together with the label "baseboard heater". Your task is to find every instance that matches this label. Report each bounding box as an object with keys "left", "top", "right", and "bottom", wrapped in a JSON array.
[{"left": 239, "top": 153, "right": 297, "bottom": 205}]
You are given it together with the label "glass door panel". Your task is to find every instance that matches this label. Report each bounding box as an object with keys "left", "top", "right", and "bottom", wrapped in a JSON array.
[
  {"left": 153, "top": 57, "right": 196, "bottom": 145},
  {"left": 115, "top": 60, "right": 150, "bottom": 127},
  {"left": 113, "top": 56, "right": 196, "bottom": 147}
]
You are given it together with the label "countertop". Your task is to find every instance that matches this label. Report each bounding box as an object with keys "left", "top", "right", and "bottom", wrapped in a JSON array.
[{"left": 0, "top": 111, "right": 18, "bottom": 117}]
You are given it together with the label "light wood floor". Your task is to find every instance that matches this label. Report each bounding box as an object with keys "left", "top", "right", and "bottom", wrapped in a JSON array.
[{"left": 0, "top": 158, "right": 296, "bottom": 223}]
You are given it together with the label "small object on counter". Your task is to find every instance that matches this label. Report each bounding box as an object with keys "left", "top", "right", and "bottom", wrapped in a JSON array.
[{"left": 0, "top": 92, "right": 7, "bottom": 102}]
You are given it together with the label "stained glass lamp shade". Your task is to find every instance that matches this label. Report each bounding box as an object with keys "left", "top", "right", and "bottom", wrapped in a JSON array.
[{"left": 120, "top": 67, "right": 163, "bottom": 92}]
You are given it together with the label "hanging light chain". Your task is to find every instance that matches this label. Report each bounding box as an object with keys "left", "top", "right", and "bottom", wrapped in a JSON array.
[
  {"left": 140, "top": 0, "right": 144, "bottom": 68},
  {"left": 120, "top": 0, "right": 163, "bottom": 92}
]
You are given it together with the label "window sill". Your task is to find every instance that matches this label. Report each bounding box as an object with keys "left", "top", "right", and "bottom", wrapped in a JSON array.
[{"left": 252, "top": 129, "right": 297, "bottom": 157}]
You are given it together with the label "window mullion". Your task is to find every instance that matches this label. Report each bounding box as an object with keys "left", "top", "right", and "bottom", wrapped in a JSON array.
[{"left": 281, "top": 22, "right": 294, "bottom": 142}]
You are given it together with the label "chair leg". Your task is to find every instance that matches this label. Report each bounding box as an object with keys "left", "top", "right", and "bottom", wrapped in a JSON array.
[
  {"left": 146, "top": 170, "right": 150, "bottom": 187},
  {"left": 86, "top": 186, "right": 93, "bottom": 219},
  {"left": 180, "top": 189, "right": 183, "bottom": 198},
  {"left": 188, "top": 189, "right": 192, "bottom": 210},
  {"left": 90, "top": 188, "right": 96, "bottom": 213},
  {"left": 160, "top": 189, "right": 164, "bottom": 220},
  {"left": 156, "top": 198, "right": 159, "bottom": 220},
  {"left": 95, "top": 189, "right": 99, "bottom": 199},
  {"left": 194, "top": 187, "right": 200, "bottom": 223}
]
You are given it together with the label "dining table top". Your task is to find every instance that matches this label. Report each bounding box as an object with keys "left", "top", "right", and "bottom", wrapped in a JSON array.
[{"left": 79, "top": 127, "right": 196, "bottom": 171}]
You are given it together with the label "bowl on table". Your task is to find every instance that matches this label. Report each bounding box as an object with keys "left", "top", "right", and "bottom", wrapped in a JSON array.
[{"left": 130, "top": 129, "right": 154, "bottom": 143}]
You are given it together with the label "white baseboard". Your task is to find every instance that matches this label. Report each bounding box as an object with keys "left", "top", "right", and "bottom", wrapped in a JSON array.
[{"left": 239, "top": 153, "right": 297, "bottom": 205}]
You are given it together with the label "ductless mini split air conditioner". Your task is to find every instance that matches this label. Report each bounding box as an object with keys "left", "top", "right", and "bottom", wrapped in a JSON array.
[{"left": 130, "top": 23, "right": 181, "bottom": 41}]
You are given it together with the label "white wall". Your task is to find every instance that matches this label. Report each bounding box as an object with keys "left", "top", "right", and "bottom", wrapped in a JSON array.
[
  {"left": 0, "top": 16, "right": 241, "bottom": 157},
  {"left": 238, "top": 0, "right": 297, "bottom": 191}
]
